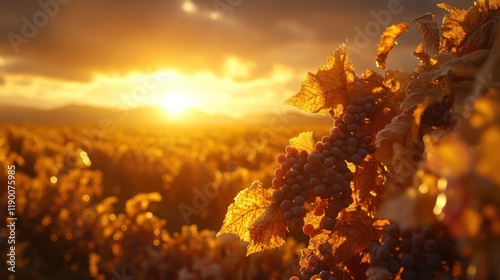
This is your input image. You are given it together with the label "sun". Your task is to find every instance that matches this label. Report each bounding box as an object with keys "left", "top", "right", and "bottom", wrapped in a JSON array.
[{"left": 160, "top": 93, "right": 193, "bottom": 115}]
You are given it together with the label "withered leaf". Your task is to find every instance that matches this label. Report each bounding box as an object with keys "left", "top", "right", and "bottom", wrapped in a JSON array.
[
  {"left": 218, "top": 180, "right": 286, "bottom": 255},
  {"left": 375, "top": 23, "right": 409, "bottom": 70},
  {"left": 413, "top": 13, "right": 440, "bottom": 58},
  {"left": 289, "top": 131, "right": 315, "bottom": 154},
  {"left": 285, "top": 42, "right": 357, "bottom": 114},
  {"left": 375, "top": 110, "right": 415, "bottom": 165},
  {"left": 439, "top": 1, "right": 500, "bottom": 55}
]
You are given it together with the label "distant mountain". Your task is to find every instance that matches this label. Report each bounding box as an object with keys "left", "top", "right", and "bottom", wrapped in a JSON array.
[{"left": 0, "top": 104, "right": 332, "bottom": 126}]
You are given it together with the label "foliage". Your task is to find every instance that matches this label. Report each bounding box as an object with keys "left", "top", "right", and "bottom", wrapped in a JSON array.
[{"left": 218, "top": 1, "right": 500, "bottom": 279}]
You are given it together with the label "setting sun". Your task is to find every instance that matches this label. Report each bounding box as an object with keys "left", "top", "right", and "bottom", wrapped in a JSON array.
[{"left": 160, "top": 93, "right": 194, "bottom": 115}]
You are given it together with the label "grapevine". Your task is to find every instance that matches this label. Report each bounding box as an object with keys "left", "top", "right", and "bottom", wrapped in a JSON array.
[{"left": 218, "top": 1, "right": 500, "bottom": 280}]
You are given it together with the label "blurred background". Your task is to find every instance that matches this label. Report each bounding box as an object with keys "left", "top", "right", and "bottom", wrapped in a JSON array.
[{"left": 0, "top": 0, "right": 473, "bottom": 279}]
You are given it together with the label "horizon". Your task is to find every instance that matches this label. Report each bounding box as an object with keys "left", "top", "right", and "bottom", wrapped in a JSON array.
[{"left": 0, "top": 1, "right": 472, "bottom": 117}]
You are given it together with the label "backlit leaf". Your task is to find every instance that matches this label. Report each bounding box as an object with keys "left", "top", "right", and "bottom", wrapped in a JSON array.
[
  {"left": 217, "top": 180, "right": 286, "bottom": 255},
  {"left": 289, "top": 131, "right": 315, "bottom": 154},
  {"left": 248, "top": 203, "right": 287, "bottom": 255},
  {"left": 375, "top": 23, "right": 409, "bottom": 70},
  {"left": 439, "top": 1, "right": 500, "bottom": 55},
  {"left": 285, "top": 42, "right": 357, "bottom": 114}
]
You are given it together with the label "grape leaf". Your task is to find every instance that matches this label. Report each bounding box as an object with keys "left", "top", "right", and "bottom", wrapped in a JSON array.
[
  {"left": 217, "top": 180, "right": 286, "bottom": 255},
  {"left": 383, "top": 69, "right": 412, "bottom": 113},
  {"left": 285, "top": 42, "right": 357, "bottom": 114},
  {"left": 327, "top": 209, "right": 373, "bottom": 264},
  {"left": 289, "top": 131, "right": 315, "bottom": 154},
  {"left": 413, "top": 13, "right": 439, "bottom": 58},
  {"left": 375, "top": 23, "right": 409, "bottom": 70},
  {"left": 248, "top": 203, "right": 287, "bottom": 255},
  {"left": 357, "top": 70, "right": 385, "bottom": 96},
  {"left": 375, "top": 110, "right": 415, "bottom": 166},
  {"left": 354, "top": 160, "right": 383, "bottom": 210},
  {"left": 308, "top": 208, "right": 373, "bottom": 266},
  {"left": 439, "top": 1, "right": 500, "bottom": 55},
  {"left": 344, "top": 252, "right": 371, "bottom": 280}
]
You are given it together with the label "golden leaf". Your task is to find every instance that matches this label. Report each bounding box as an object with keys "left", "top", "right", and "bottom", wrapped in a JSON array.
[
  {"left": 375, "top": 23, "right": 409, "bottom": 70},
  {"left": 289, "top": 131, "right": 315, "bottom": 154},
  {"left": 439, "top": 1, "right": 500, "bottom": 55},
  {"left": 248, "top": 203, "right": 287, "bottom": 255},
  {"left": 285, "top": 42, "right": 357, "bottom": 114},
  {"left": 217, "top": 180, "right": 286, "bottom": 255}
]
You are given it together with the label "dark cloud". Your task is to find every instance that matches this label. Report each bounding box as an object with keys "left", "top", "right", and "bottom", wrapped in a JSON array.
[{"left": 0, "top": 0, "right": 473, "bottom": 82}]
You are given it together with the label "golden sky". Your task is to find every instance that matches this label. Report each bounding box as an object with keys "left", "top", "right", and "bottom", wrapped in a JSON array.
[{"left": 0, "top": 0, "right": 471, "bottom": 117}]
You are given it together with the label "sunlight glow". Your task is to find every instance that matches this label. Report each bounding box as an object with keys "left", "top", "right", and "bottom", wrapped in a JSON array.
[{"left": 160, "top": 92, "right": 194, "bottom": 115}]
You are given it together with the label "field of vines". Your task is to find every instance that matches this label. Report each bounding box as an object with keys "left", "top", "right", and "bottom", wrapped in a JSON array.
[
  {"left": 0, "top": 124, "right": 330, "bottom": 279},
  {"left": 2, "top": 1, "right": 500, "bottom": 279}
]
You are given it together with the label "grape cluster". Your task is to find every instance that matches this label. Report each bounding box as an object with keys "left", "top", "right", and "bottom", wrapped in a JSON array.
[
  {"left": 297, "top": 253, "right": 343, "bottom": 280},
  {"left": 370, "top": 224, "right": 459, "bottom": 280},
  {"left": 271, "top": 96, "right": 377, "bottom": 234}
]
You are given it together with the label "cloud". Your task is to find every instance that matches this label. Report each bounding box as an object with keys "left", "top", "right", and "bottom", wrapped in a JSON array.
[{"left": 0, "top": 0, "right": 447, "bottom": 82}]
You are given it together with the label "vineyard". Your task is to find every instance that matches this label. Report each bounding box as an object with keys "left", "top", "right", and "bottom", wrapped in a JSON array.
[
  {"left": 1, "top": 0, "right": 500, "bottom": 279},
  {"left": 0, "top": 124, "right": 329, "bottom": 279}
]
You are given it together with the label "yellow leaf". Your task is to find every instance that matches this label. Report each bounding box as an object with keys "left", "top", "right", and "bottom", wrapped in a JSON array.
[
  {"left": 285, "top": 42, "right": 357, "bottom": 114},
  {"left": 289, "top": 131, "right": 315, "bottom": 154},
  {"left": 248, "top": 203, "right": 287, "bottom": 255},
  {"left": 375, "top": 23, "right": 409, "bottom": 70},
  {"left": 217, "top": 180, "right": 286, "bottom": 255}
]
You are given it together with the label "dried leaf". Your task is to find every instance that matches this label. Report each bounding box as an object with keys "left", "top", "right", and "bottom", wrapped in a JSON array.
[
  {"left": 289, "top": 131, "right": 315, "bottom": 154},
  {"left": 413, "top": 13, "right": 439, "bottom": 58},
  {"left": 248, "top": 203, "right": 287, "bottom": 255},
  {"left": 285, "top": 42, "right": 357, "bottom": 114},
  {"left": 400, "top": 79, "right": 440, "bottom": 112},
  {"left": 375, "top": 111, "right": 415, "bottom": 165},
  {"left": 439, "top": 1, "right": 500, "bottom": 55},
  {"left": 218, "top": 180, "right": 286, "bottom": 255},
  {"left": 375, "top": 23, "right": 409, "bottom": 70}
]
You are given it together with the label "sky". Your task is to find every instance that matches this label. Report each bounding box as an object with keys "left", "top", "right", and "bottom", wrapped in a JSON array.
[{"left": 0, "top": 0, "right": 472, "bottom": 117}]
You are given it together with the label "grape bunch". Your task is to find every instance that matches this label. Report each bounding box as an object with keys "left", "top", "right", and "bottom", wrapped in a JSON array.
[
  {"left": 296, "top": 251, "right": 345, "bottom": 280},
  {"left": 370, "top": 224, "right": 459, "bottom": 280},
  {"left": 271, "top": 96, "right": 377, "bottom": 235}
]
